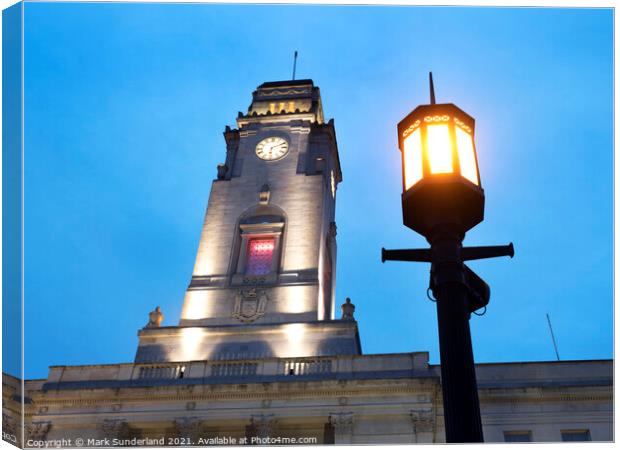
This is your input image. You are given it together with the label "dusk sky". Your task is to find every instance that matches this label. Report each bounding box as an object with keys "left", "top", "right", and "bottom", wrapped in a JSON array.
[{"left": 11, "top": 3, "right": 612, "bottom": 379}]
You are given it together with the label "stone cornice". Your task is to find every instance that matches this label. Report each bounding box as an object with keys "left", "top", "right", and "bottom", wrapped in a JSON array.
[
  {"left": 137, "top": 319, "right": 357, "bottom": 339},
  {"left": 34, "top": 387, "right": 611, "bottom": 408},
  {"left": 479, "top": 393, "right": 612, "bottom": 403},
  {"left": 237, "top": 113, "right": 318, "bottom": 128},
  {"left": 31, "top": 378, "right": 437, "bottom": 407}
]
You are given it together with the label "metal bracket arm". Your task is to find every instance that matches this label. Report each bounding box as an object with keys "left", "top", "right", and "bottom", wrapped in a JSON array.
[
  {"left": 381, "top": 248, "right": 433, "bottom": 263},
  {"left": 382, "top": 243, "right": 514, "bottom": 263},
  {"left": 461, "top": 243, "right": 514, "bottom": 261}
]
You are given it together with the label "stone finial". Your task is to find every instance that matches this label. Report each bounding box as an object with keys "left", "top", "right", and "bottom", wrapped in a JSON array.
[
  {"left": 341, "top": 298, "right": 355, "bottom": 321},
  {"left": 217, "top": 164, "right": 228, "bottom": 180},
  {"left": 146, "top": 306, "right": 164, "bottom": 328},
  {"left": 259, "top": 184, "right": 270, "bottom": 205}
]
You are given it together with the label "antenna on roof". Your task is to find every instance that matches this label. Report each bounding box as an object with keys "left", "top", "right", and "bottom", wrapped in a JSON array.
[
  {"left": 546, "top": 313, "right": 561, "bottom": 361},
  {"left": 292, "top": 51, "right": 298, "bottom": 80},
  {"left": 429, "top": 72, "right": 436, "bottom": 105}
]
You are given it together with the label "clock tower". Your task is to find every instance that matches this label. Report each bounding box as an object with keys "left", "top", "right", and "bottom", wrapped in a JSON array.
[{"left": 135, "top": 80, "right": 361, "bottom": 363}]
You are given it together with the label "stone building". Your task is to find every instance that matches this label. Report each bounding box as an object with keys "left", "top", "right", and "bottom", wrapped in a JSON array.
[{"left": 2, "top": 80, "right": 613, "bottom": 447}]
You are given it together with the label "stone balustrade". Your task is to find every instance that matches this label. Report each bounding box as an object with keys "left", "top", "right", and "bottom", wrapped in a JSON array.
[
  {"left": 282, "top": 357, "right": 332, "bottom": 375},
  {"left": 43, "top": 352, "right": 430, "bottom": 388}
]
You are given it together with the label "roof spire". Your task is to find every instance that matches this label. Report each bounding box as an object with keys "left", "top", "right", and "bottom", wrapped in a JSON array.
[
  {"left": 292, "top": 51, "right": 298, "bottom": 80},
  {"left": 429, "top": 71, "right": 436, "bottom": 105}
]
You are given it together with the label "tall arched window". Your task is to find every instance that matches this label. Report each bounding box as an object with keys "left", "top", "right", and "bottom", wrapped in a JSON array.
[{"left": 231, "top": 207, "right": 285, "bottom": 286}]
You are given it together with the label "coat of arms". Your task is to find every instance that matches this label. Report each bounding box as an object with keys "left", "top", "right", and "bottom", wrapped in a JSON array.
[{"left": 232, "top": 288, "right": 268, "bottom": 323}]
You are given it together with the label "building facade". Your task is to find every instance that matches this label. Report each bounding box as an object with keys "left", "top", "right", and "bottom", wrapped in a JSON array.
[{"left": 2, "top": 80, "right": 613, "bottom": 447}]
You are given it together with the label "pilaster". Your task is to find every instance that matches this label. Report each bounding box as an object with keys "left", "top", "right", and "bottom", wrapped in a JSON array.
[
  {"left": 100, "top": 419, "right": 130, "bottom": 440},
  {"left": 410, "top": 407, "right": 435, "bottom": 443},
  {"left": 329, "top": 412, "right": 354, "bottom": 444},
  {"left": 173, "top": 417, "right": 203, "bottom": 441},
  {"left": 250, "top": 414, "right": 277, "bottom": 438}
]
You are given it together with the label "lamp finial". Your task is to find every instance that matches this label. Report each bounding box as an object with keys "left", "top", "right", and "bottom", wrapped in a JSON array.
[{"left": 429, "top": 72, "right": 436, "bottom": 105}]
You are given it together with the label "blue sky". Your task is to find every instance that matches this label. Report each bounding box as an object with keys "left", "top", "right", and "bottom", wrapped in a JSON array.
[{"left": 12, "top": 3, "right": 613, "bottom": 379}]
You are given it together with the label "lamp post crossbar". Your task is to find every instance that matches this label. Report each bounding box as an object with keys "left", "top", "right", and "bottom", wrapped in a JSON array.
[{"left": 382, "top": 243, "right": 513, "bottom": 264}]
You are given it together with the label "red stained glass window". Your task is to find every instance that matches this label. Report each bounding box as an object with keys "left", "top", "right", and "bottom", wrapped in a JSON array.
[{"left": 245, "top": 238, "right": 275, "bottom": 276}]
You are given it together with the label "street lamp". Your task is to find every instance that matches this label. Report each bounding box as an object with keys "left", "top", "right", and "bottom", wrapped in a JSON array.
[{"left": 382, "top": 73, "right": 514, "bottom": 443}]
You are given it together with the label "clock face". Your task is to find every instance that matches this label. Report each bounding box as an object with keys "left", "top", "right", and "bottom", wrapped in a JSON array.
[{"left": 255, "top": 136, "right": 289, "bottom": 161}]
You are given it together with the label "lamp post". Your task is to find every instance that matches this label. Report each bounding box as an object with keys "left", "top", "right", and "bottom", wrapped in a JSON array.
[{"left": 381, "top": 73, "right": 514, "bottom": 443}]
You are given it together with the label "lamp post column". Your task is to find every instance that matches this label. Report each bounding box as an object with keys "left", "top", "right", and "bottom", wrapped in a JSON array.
[
  {"left": 385, "top": 74, "right": 514, "bottom": 442},
  {"left": 430, "top": 227, "right": 484, "bottom": 443}
]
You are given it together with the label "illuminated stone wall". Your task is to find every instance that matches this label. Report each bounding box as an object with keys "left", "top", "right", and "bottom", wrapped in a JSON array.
[
  {"left": 134, "top": 321, "right": 361, "bottom": 363},
  {"left": 8, "top": 358, "right": 613, "bottom": 445},
  {"left": 180, "top": 80, "right": 340, "bottom": 327}
]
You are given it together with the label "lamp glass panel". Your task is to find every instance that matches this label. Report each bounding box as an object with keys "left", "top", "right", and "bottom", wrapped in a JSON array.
[
  {"left": 456, "top": 126, "right": 479, "bottom": 185},
  {"left": 426, "top": 124, "right": 453, "bottom": 174},
  {"left": 403, "top": 128, "right": 423, "bottom": 189}
]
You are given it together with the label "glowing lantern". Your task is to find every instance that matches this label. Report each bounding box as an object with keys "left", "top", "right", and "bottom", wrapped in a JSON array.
[{"left": 397, "top": 83, "right": 484, "bottom": 237}]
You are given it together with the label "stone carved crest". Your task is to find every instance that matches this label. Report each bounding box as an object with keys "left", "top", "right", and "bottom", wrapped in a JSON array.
[{"left": 232, "top": 288, "right": 268, "bottom": 323}]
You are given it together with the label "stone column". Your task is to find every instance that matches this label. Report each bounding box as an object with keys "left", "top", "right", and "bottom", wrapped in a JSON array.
[
  {"left": 410, "top": 408, "right": 435, "bottom": 443},
  {"left": 329, "top": 412, "right": 354, "bottom": 444},
  {"left": 250, "top": 414, "right": 277, "bottom": 438},
  {"left": 173, "top": 417, "right": 203, "bottom": 441}
]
